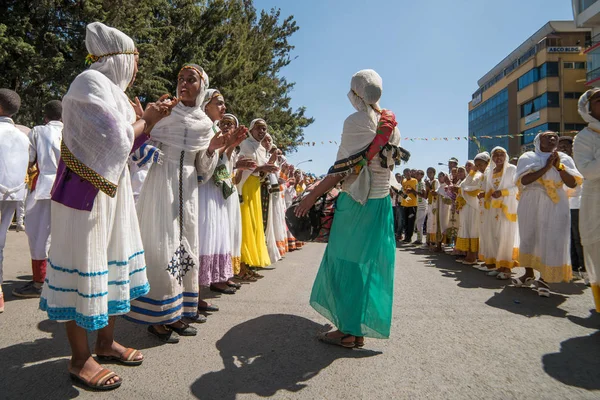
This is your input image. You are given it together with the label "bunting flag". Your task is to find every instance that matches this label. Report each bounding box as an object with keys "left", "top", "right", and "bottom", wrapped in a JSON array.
[{"left": 286, "top": 130, "right": 579, "bottom": 147}]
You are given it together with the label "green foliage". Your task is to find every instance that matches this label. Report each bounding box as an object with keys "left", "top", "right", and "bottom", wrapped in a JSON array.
[{"left": 0, "top": 0, "right": 312, "bottom": 151}]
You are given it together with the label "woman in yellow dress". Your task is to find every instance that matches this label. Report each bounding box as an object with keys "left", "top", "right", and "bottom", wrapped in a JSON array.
[{"left": 237, "top": 119, "right": 276, "bottom": 278}]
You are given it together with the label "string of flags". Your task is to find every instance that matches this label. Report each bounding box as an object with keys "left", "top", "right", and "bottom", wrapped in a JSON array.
[{"left": 291, "top": 130, "right": 579, "bottom": 147}]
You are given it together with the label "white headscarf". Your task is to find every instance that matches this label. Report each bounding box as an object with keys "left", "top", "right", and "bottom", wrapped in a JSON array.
[
  {"left": 86, "top": 22, "right": 136, "bottom": 91},
  {"left": 474, "top": 152, "right": 490, "bottom": 163},
  {"left": 200, "top": 89, "right": 223, "bottom": 114},
  {"left": 219, "top": 113, "right": 239, "bottom": 129},
  {"left": 237, "top": 118, "right": 270, "bottom": 190},
  {"left": 61, "top": 22, "right": 136, "bottom": 187},
  {"left": 150, "top": 64, "right": 214, "bottom": 152},
  {"left": 578, "top": 88, "right": 600, "bottom": 129}
]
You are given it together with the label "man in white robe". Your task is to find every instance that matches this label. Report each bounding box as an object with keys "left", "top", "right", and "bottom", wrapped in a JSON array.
[
  {"left": 13, "top": 101, "right": 63, "bottom": 298},
  {"left": 0, "top": 89, "right": 29, "bottom": 312}
]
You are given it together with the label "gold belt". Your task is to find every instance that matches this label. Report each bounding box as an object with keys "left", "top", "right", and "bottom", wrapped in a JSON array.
[{"left": 61, "top": 141, "right": 117, "bottom": 197}]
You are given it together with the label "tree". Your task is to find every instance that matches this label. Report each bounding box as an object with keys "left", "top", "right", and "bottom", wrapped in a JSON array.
[{"left": 0, "top": 0, "right": 313, "bottom": 150}]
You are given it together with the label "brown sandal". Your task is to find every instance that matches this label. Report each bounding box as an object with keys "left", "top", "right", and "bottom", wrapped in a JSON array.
[
  {"left": 97, "top": 347, "right": 143, "bottom": 366},
  {"left": 317, "top": 332, "right": 356, "bottom": 348},
  {"left": 70, "top": 367, "right": 122, "bottom": 391}
]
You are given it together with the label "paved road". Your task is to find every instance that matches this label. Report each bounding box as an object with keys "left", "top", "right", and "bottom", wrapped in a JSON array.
[{"left": 1, "top": 230, "right": 599, "bottom": 400}]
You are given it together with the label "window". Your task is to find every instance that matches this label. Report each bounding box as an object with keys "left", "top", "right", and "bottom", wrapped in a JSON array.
[
  {"left": 575, "top": 62, "right": 586, "bottom": 69},
  {"left": 564, "top": 62, "right": 574, "bottom": 69},
  {"left": 565, "top": 62, "right": 586, "bottom": 69},
  {"left": 564, "top": 123, "right": 586, "bottom": 131},
  {"left": 520, "top": 92, "right": 560, "bottom": 117},
  {"left": 517, "top": 62, "right": 559, "bottom": 91},
  {"left": 565, "top": 92, "right": 584, "bottom": 99},
  {"left": 579, "top": 0, "right": 599, "bottom": 13},
  {"left": 468, "top": 89, "right": 510, "bottom": 159}
]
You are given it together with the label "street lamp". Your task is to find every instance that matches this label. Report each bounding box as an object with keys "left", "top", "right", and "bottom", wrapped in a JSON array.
[{"left": 296, "top": 159, "right": 313, "bottom": 167}]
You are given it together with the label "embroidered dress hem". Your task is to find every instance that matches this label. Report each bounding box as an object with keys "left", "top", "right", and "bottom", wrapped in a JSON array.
[
  {"left": 519, "top": 253, "right": 572, "bottom": 283},
  {"left": 456, "top": 237, "right": 479, "bottom": 253},
  {"left": 40, "top": 171, "right": 148, "bottom": 331}
]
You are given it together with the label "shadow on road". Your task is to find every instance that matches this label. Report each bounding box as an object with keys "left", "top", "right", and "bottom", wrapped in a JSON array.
[
  {"left": 0, "top": 320, "right": 78, "bottom": 400},
  {"left": 542, "top": 330, "right": 600, "bottom": 390},
  {"left": 485, "top": 286, "right": 570, "bottom": 318},
  {"left": 190, "top": 314, "right": 381, "bottom": 400},
  {"left": 400, "top": 245, "right": 507, "bottom": 290}
]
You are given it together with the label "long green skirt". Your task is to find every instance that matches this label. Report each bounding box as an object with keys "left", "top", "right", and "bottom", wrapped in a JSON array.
[{"left": 310, "top": 192, "right": 396, "bottom": 339}]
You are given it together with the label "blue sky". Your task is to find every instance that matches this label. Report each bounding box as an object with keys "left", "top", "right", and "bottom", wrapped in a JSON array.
[{"left": 253, "top": 0, "right": 576, "bottom": 175}]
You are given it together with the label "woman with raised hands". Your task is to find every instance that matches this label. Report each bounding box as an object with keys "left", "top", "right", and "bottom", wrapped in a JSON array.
[
  {"left": 295, "top": 69, "right": 400, "bottom": 349},
  {"left": 515, "top": 132, "right": 582, "bottom": 296},
  {"left": 237, "top": 119, "right": 277, "bottom": 279},
  {"left": 40, "top": 22, "right": 176, "bottom": 390},
  {"left": 125, "top": 64, "right": 226, "bottom": 342}
]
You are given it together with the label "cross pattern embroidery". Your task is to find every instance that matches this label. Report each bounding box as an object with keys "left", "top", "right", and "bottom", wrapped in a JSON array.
[{"left": 167, "top": 244, "right": 194, "bottom": 285}]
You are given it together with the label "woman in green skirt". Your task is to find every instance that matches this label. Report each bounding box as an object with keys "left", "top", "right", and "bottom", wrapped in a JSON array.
[{"left": 296, "top": 69, "right": 400, "bottom": 348}]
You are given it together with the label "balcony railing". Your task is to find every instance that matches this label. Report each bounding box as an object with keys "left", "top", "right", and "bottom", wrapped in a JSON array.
[{"left": 587, "top": 66, "right": 600, "bottom": 84}]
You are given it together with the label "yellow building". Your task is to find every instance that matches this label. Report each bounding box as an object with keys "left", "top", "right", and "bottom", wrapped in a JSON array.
[{"left": 468, "top": 21, "right": 590, "bottom": 158}]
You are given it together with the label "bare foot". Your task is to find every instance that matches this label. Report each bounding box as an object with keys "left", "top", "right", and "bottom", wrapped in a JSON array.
[{"left": 69, "top": 356, "right": 121, "bottom": 386}]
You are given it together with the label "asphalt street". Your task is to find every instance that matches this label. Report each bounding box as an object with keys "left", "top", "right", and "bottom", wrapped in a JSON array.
[{"left": 0, "top": 230, "right": 599, "bottom": 400}]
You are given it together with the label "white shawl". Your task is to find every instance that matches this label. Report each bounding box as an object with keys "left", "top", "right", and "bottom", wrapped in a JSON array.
[
  {"left": 150, "top": 66, "right": 213, "bottom": 152},
  {"left": 62, "top": 22, "right": 136, "bottom": 186},
  {"left": 484, "top": 147, "right": 518, "bottom": 222}
]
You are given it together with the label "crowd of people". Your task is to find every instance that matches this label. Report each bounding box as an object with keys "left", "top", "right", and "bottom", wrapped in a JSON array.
[
  {"left": 0, "top": 22, "right": 324, "bottom": 390},
  {"left": 391, "top": 128, "right": 598, "bottom": 304},
  {"left": 0, "top": 21, "right": 599, "bottom": 393}
]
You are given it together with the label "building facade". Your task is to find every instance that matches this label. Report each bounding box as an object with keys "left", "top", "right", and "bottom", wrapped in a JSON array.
[
  {"left": 468, "top": 21, "right": 590, "bottom": 159},
  {"left": 573, "top": 0, "right": 600, "bottom": 85}
]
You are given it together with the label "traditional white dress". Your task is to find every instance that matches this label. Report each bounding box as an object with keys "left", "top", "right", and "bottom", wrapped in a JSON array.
[
  {"left": 516, "top": 136, "right": 582, "bottom": 282},
  {"left": 224, "top": 152, "right": 242, "bottom": 275},
  {"left": 41, "top": 23, "right": 148, "bottom": 330},
  {"left": 480, "top": 148, "right": 519, "bottom": 269},
  {"left": 456, "top": 170, "right": 483, "bottom": 253},
  {"left": 127, "top": 94, "right": 218, "bottom": 324},
  {"left": 0, "top": 117, "right": 30, "bottom": 284},
  {"left": 436, "top": 183, "right": 451, "bottom": 243},
  {"left": 198, "top": 138, "right": 233, "bottom": 286},
  {"left": 25, "top": 121, "right": 62, "bottom": 261},
  {"left": 574, "top": 90, "right": 600, "bottom": 311},
  {"left": 426, "top": 179, "right": 439, "bottom": 244}
]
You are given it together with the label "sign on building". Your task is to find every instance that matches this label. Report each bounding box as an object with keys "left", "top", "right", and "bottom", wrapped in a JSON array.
[{"left": 547, "top": 46, "right": 582, "bottom": 53}]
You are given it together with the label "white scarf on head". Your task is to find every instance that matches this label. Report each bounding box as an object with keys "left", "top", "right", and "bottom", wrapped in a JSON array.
[
  {"left": 150, "top": 66, "right": 213, "bottom": 152},
  {"left": 62, "top": 22, "right": 136, "bottom": 186}
]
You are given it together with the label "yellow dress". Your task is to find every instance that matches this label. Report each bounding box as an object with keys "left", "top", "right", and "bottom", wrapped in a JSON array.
[{"left": 240, "top": 175, "right": 271, "bottom": 267}]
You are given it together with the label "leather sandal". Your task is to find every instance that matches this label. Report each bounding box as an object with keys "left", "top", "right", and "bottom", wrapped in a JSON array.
[
  {"left": 210, "top": 284, "right": 237, "bottom": 295},
  {"left": 167, "top": 321, "right": 197, "bottom": 336},
  {"left": 96, "top": 348, "right": 143, "bottom": 366},
  {"left": 198, "top": 303, "right": 219, "bottom": 312},
  {"left": 147, "top": 325, "right": 180, "bottom": 344},
  {"left": 317, "top": 332, "right": 355, "bottom": 348},
  {"left": 227, "top": 281, "right": 242, "bottom": 289},
  {"left": 70, "top": 367, "right": 122, "bottom": 391}
]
